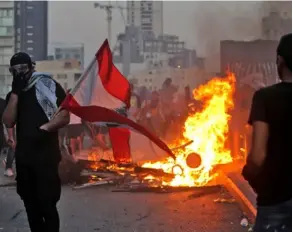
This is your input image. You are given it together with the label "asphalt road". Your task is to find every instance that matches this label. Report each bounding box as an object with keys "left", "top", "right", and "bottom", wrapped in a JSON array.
[{"left": 0, "top": 181, "right": 249, "bottom": 232}]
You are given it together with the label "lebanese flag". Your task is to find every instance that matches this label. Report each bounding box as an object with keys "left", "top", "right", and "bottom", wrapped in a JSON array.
[{"left": 61, "top": 39, "right": 175, "bottom": 163}]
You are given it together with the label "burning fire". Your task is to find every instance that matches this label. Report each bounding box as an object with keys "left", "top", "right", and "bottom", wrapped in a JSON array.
[{"left": 142, "top": 73, "right": 236, "bottom": 187}]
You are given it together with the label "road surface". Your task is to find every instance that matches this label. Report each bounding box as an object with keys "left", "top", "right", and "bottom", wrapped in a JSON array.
[{"left": 0, "top": 178, "right": 249, "bottom": 232}]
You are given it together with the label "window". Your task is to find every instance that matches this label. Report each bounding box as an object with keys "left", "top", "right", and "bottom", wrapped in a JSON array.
[
  {"left": 0, "top": 10, "right": 8, "bottom": 17},
  {"left": 74, "top": 73, "right": 81, "bottom": 82},
  {"left": 64, "top": 61, "right": 72, "bottom": 68},
  {"left": 27, "top": 40, "right": 33, "bottom": 43},
  {"left": 17, "top": 28, "right": 21, "bottom": 34},
  {"left": 17, "top": 9, "right": 20, "bottom": 15},
  {"left": 27, "top": 6, "right": 34, "bottom": 10},
  {"left": 27, "top": 47, "right": 33, "bottom": 51},
  {"left": 0, "top": 66, "right": 6, "bottom": 74},
  {"left": 3, "top": 47, "right": 13, "bottom": 54},
  {"left": 6, "top": 26, "right": 13, "bottom": 34},
  {"left": 27, "top": 25, "right": 33, "bottom": 29},
  {"left": 1, "top": 18, "right": 13, "bottom": 26},
  {"left": 8, "top": 10, "right": 13, "bottom": 17},
  {"left": 57, "top": 74, "right": 67, "bottom": 79},
  {"left": 27, "top": 33, "right": 33, "bottom": 36},
  {"left": 0, "top": 27, "right": 7, "bottom": 36},
  {"left": 55, "top": 54, "right": 62, "bottom": 59},
  {"left": 3, "top": 56, "right": 10, "bottom": 65},
  {"left": 74, "top": 54, "right": 80, "bottom": 59},
  {"left": 0, "top": 76, "right": 5, "bottom": 85}
]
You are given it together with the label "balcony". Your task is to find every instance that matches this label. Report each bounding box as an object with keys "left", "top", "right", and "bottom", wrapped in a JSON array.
[{"left": 0, "top": 1, "right": 14, "bottom": 9}]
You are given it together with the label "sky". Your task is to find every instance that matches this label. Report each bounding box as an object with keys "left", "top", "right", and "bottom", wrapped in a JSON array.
[{"left": 48, "top": 1, "right": 267, "bottom": 71}]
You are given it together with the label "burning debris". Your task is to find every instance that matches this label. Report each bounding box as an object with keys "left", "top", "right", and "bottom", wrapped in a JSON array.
[{"left": 70, "top": 73, "right": 236, "bottom": 192}]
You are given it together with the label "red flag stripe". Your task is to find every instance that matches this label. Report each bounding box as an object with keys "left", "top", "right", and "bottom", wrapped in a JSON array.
[
  {"left": 109, "top": 128, "right": 131, "bottom": 162},
  {"left": 96, "top": 40, "right": 131, "bottom": 109}
]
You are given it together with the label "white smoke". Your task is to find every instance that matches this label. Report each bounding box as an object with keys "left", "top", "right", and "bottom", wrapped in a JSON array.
[{"left": 193, "top": 1, "right": 265, "bottom": 73}]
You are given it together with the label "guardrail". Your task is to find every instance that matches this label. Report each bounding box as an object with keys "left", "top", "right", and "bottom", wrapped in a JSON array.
[{"left": 222, "top": 171, "right": 256, "bottom": 222}]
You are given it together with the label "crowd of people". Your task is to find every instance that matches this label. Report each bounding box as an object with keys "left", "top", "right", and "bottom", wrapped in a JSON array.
[{"left": 129, "top": 79, "right": 192, "bottom": 141}]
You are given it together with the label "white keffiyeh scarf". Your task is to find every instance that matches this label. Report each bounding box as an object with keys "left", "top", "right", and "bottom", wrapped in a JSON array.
[{"left": 23, "top": 72, "right": 58, "bottom": 120}]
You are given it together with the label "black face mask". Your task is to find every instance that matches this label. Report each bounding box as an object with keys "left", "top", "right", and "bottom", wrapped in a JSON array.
[{"left": 9, "top": 64, "right": 31, "bottom": 80}]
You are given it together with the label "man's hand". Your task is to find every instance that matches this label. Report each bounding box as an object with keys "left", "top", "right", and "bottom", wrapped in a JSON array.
[
  {"left": 39, "top": 124, "right": 49, "bottom": 131},
  {"left": 38, "top": 125, "right": 50, "bottom": 140},
  {"left": 39, "top": 109, "right": 70, "bottom": 133},
  {"left": 11, "top": 74, "right": 27, "bottom": 95},
  {"left": 6, "top": 138, "right": 16, "bottom": 149}
]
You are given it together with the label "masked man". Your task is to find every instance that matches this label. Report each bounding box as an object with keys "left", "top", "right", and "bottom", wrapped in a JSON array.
[{"left": 2, "top": 52, "right": 70, "bottom": 232}]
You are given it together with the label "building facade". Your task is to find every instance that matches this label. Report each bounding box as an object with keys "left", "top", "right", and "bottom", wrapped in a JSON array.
[
  {"left": 0, "top": 1, "right": 15, "bottom": 99},
  {"left": 48, "top": 43, "right": 85, "bottom": 68},
  {"left": 36, "top": 59, "right": 82, "bottom": 91},
  {"left": 14, "top": 1, "right": 48, "bottom": 61},
  {"left": 113, "top": 26, "right": 199, "bottom": 77},
  {"left": 132, "top": 66, "right": 208, "bottom": 93},
  {"left": 126, "top": 0, "right": 163, "bottom": 37}
]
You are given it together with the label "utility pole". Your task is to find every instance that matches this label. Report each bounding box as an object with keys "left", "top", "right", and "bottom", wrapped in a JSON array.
[
  {"left": 106, "top": 1, "right": 112, "bottom": 46},
  {"left": 121, "top": 38, "right": 131, "bottom": 77},
  {"left": 93, "top": 2, "right": 161, "bottom": 77},
  {"left": 93, "top": 1, "right": 113, "bottom": 45}
]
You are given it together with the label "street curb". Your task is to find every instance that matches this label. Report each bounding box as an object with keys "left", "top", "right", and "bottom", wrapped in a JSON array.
[{"left": 222, "top": 173, "right": 256, "bottom": 221}]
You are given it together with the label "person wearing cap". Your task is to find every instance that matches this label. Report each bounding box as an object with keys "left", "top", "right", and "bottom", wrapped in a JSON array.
[
  {"left": 242, "top": 33, "right": 292, "bottom": 232},
  {"left": 2, "top": 52, "right": 70, "bottom": 232}
]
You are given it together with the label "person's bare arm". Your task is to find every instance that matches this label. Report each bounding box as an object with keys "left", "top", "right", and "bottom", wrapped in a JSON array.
[
  {"left": 2, "top": 93, "right": 18, "bottom": 128},
  {"left": 7, "top": 126, "right": 16, "bottom": 148},
  {"left": 40, "top": 109, "right": 70, "bottom": 132},
  {"left": 248, "top": 121, "right": 269, "bottom": 167},
  {"left": 242, "top": 89, "right": 268, "bottom": 180},
  {"left": 7, "top": 127, "right": 14, "bottom": 140}
]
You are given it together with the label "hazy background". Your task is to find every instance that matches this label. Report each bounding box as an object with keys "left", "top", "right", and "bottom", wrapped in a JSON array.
[{"left": 48, "top": 1, "right": 266, "bottom": 71}]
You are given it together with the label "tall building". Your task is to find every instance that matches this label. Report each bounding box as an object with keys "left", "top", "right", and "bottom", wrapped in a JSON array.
[
  {"left": 126, "top": 1, "right": 163, "bottom": 37},
  {"left": 0, "top": 1, "right": 15, "bottom": 99},
  {"left": 48, "top": 43, "right": 85, "bottom": 68},
  {"left": 14, "top": 1, "right": 48, "bottom": 61}
]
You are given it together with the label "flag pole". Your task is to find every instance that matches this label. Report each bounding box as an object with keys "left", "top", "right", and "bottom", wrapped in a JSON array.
[
  {"left": 70, "top": 40, "right": 116, "bottom": 95},
  {"left": 53, "top": 40, "right": 116, "bottom": 118},
  {"left": 71, "top": 56, "right": 96, "bottom": 95},
  {"left": 52, "top": 56, "right": 96, "bottom": 118}
]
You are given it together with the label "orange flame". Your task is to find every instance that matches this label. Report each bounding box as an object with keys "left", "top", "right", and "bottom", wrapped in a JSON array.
[{"left": 142, "top": 73, "right": 236, "bottom": 186}]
